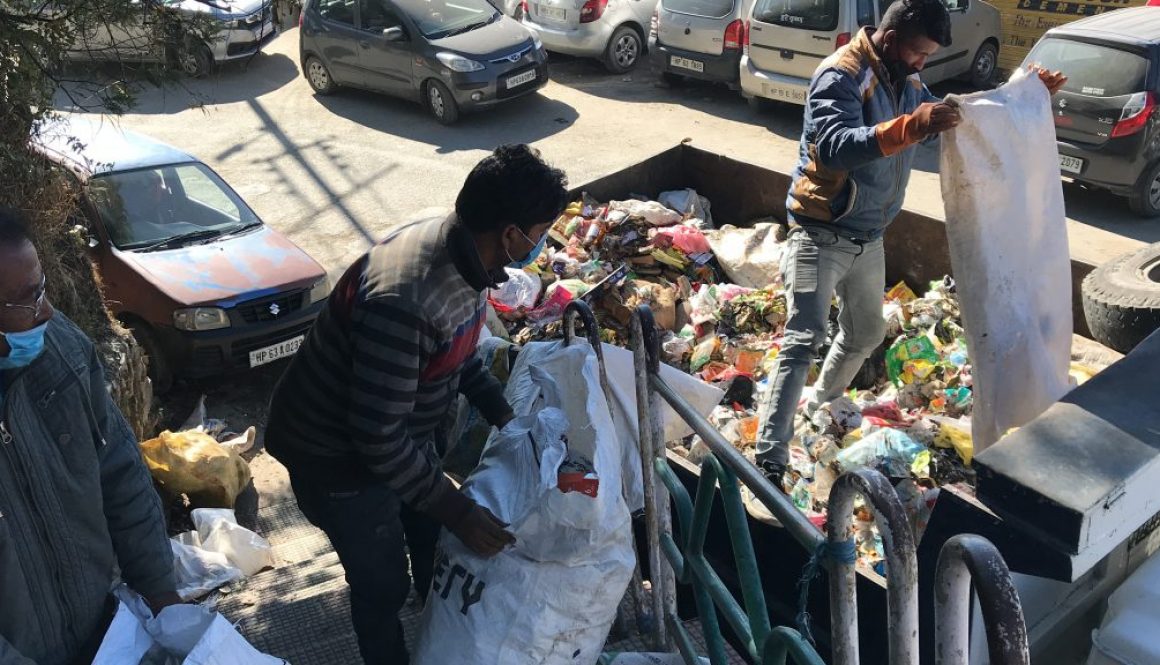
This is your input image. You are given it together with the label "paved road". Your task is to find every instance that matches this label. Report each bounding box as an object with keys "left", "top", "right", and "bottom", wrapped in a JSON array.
[{"left": 60, "top": 26, "right": 1158, "bottom": 281}]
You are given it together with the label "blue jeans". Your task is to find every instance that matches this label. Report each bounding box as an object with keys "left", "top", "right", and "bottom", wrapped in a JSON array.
[
  {"left": 289, "top": 474, "right": 441, "bottom": 665},
  {"left": 756, "top": 227, "right": 886, "bottom": 468}
]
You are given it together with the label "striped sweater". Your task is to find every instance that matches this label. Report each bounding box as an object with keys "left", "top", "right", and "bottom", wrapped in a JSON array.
[{"left": 266, "top": 215, "right": 512, "bottom": 523}]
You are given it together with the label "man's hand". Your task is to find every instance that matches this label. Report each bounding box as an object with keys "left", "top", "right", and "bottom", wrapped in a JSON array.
[
  {"left": 877, "top": 102, "right": 961, "bottom": 156},
  {"left": 145, "top": 591, "right": 184, "bottom": 616},
  {"left": 449, "top": 504, "right": 516, "bottom": 557},
  {"left": 912, "top": 102, "right": 962, "bottom": 138},
  {"left": 1030, "top": 64, "right": 1067, "bottom": 95}
]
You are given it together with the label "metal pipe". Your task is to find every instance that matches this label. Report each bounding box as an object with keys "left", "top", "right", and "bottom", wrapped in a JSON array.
[
  {"left": 826, "top": 469, "right": 920, "bottom": 665},
  {"left": 763, "top": 626, "right": 828, "bottom": 665},
  {"left": 649, "top": 377, "right": 825, "bottom": 553},
  {"left": 631, "top": 305, "right": 670, "bottom": 650},
  {"left": 934, "top": 534, "right": 1029, "bottom": 665}
]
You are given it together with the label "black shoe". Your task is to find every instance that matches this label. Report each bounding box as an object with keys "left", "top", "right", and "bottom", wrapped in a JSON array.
[{"left": 757, "top": 459, "right": 786, "bottom": 492}]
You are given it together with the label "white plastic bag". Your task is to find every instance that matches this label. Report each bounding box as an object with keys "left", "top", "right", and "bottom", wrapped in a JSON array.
[
  {"left": 601, "top": 653, "right": 711, "bottom": 665},
  {"left": 170, "top": 534, "right": 244, "bottom": 601},
  {"left": 93, "top": 587, "right": 284, "bottom": 665},
  {"left": 489, "top": 267, "right": 542, "bottom": 310},
  {"left": 190, "top": 509, "right": 274, "bottom": 578},
  {"left": 939, "top": 71, "right": 1073, "bottom": 452},
  {"left": 413, "top": 343, "right": 636, "bottom": 665}
]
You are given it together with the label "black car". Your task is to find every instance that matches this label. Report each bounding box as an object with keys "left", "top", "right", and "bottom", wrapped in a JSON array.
[
  {"left": 1026, "top": 7, "right": 1160, "bottom": 216},
  {"left": 300, "top": 0, "right": 549, "bottom": 124}
]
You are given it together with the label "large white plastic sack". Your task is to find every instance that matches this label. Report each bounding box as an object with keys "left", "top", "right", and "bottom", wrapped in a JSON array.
[
  {"left": 191, "top": 508, "right": 274, "bottom": 577},
  {"left": 413, "top": 342, "right": 636, "bottom": 665},
  {"left": 93, "top": 586, "right": 284, "bottom": 665},
  {"left": 939, "top": 71, "right": 1073, "bottom": 452}
]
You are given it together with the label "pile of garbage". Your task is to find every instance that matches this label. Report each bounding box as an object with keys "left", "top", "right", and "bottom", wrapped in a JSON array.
[{"left": 484, "top": 189, "right": 1049, "bottom": 574}]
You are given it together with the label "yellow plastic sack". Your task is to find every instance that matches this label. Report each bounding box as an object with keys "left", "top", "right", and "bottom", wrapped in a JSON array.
[{"left": 140, "top": 430, "right": 251, "bottom": 508}]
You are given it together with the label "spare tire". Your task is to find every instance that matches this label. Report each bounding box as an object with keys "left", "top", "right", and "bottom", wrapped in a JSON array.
[{"left": 1082, "top": 242, "right": 1160, "bottom": 353}]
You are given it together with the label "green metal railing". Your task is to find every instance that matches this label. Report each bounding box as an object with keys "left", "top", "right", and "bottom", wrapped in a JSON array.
[{"left": 656, "top": 453, "right": 825, "bottom": 665}]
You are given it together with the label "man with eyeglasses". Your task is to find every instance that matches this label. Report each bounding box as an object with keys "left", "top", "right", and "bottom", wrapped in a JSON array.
[
  {"left": 265, "top": 144, "right": 568, "bottom": 664},
  {"left": 0, "top": 207, "right": 180, "bottom": 664}
]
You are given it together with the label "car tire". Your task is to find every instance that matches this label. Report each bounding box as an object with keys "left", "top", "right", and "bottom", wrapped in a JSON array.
[
  {"left": 1081, "top": 242, "right": 1160, "bottom": 354},
  {"left": 604, "top": 26, "right": 642, "bottom": 74},
  {"left": 968, "top": 42, "right": 998, "bottom": 88},
  {"left": 1129, "top": 161, "right": 1160, "bottom": 217},
  {"left": 129, "top": 323, "right": 173, "bottom": 396},
  {"left": 304, "top": 55, "right": 338, "bottom": 95},
  {"left": 425, "top": 79, "right": 461, "bottom": 125},
  {"left": 179, "top": 40, "right": 213, "bottom": 78}
]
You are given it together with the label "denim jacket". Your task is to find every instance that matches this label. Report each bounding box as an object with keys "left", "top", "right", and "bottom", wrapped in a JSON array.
[
  {"left": 786, "top": 27, "right": 940, "bottom": 241},
  {"left": 0, "top": 315, "right": 174, "bottom": 665}
]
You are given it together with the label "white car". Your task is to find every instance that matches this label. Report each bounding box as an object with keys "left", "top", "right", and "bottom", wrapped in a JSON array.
[
  {"left": 65, "top": 0, "right": 278, "bottom": 78},
  {"left": 521, "top": 0, "right": 658, "bottom": 72},
  {"left": 740, "top": 0, "right": 1001, "bottom": 107}
]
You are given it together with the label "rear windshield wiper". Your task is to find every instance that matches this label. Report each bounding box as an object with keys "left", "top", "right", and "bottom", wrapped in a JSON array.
[{"left": 131, "top": 229, "right": 223, "bottom": 252}]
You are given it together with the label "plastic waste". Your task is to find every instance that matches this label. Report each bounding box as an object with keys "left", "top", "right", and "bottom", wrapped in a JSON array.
[
  {"left": 170, "top": 534, "right": 244, "bottom": 601},
  {"left": 650, "top": 224, "right": 711, "bottom": 255},
  {"left": 690, "top": 336, "right": 721, "bottom": 372},
  {"left": 609, "top": 199, "right": 682, "bottom": 226},
  {"left": 489, "top": 268, "right": 543, "bottom": 312},
  {"left": 835, "top": 429, "right": 927, "bottom": 477},
  {"left": 658, "top": 187, "right": 713, "bottom": 229},
  {"left": 885, "top": 335, "right": 942, "bottom": 386},
  {"left": 140, "top": 430, "right": 251, "bottom": 509}
]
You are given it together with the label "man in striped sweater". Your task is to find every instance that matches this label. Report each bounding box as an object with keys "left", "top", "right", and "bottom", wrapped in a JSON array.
[{"left": 266, "top": 145, "right": 568, "bottom": 664}]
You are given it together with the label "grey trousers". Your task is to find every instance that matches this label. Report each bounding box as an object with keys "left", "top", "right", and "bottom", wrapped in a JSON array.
[{"left": 756, "top": 227, "right": 887, "bottom": 468}]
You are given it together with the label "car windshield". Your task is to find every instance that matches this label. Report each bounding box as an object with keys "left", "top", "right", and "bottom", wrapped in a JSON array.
[
  {"left": 662, "top": 0, "right": 736, "bottom": 19},
  {"left": 89, "top": 163, "right": 261, "bottom": 251},
  {"left": 1026, "top": 38, "right": 1149, "bottom": 98},
  {"left": 393, "top": 0, "right": 499, "bottom": 39},
  {"left": 752, "top": 0, "right": 839, "bottom": 31}
]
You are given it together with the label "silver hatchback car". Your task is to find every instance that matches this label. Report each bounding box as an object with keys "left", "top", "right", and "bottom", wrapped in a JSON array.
[{"left": 655, "top": 0, "right": 752, "bottom": 86}]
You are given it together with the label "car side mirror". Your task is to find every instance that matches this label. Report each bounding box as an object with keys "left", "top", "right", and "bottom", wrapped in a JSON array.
[{"left": 383, "top": 26, "right": 406, "bottom": 41}]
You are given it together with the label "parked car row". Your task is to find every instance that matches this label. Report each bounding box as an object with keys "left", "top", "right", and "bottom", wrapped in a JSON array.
[{"left": 656, "top": 0, "right": 1001, "bottom": 106}]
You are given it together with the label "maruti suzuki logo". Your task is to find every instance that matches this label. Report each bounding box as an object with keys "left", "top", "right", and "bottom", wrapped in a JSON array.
[{"left": 269, "top": 303, "right": 281, "bottom": 316}]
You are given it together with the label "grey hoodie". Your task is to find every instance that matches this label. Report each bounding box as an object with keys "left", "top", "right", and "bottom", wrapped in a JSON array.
[{"left": 0, "top": 315, "right": 174, "bottom": 665}]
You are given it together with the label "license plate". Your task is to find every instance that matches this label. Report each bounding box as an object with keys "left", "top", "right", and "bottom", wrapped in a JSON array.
[
  {"left": 249, "top": 335, "right": 304, "bottom": 368},
  {"left": 506, "top": 69, "right": 537, "bottom": 89},
  {"left": 670, "top": 56, "right": 704, "bottom": 72},
  {"left": 539, "top": 5, "right": 566, "bottom": 20},
  {"left": 1059, "top": 154, "right": 1084, "bottom": 175},
  {"left": 762, "top": 83, "right": 806, "bottom": 103}
]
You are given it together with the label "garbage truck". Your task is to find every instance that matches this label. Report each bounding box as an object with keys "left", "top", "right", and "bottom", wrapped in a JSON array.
[{"left": 554, "top": 142, "right": 1160, "bottom": 664}]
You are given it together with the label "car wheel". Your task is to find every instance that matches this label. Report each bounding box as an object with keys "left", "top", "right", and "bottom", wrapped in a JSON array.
[
  {"left": 179, "top": 40, "right": 213, "bottom": 78},
  {"left": 305, "top": 56, "right": 338, "bottom": 95},
  {"left": 129, "top": 323, "right": 173, "bottom": 396},
  {"left": 1129, "top": 161, "right": 1160, "bottom": 217},
  {"left": 425, "top": 79, "right": 461, "bottom": 125},
  {"left": 968, "top": 42, "right": 998, "bottom": 88},
  {"left": 604, "top": 26, "right": 642, "bottom": 74},
  {"left": 1081, "top": 242, "right": 1160, "bottom": 353}
]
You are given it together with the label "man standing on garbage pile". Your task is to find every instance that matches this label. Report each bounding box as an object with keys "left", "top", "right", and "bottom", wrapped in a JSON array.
[
  {"left": 265, "top": 144, "right": 569, "bottom": 665},
  {"left": 0, "top": 208, "right": 181, "bottom": 665},
  {"left": 754, "top": 0, "right": 1067, "bottom": 487}
]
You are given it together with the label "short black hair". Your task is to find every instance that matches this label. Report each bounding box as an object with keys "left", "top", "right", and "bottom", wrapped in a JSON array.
[
  {"left": 0, "top": 207, "right": 32, "bottom": 250},
  {"left": 881, "top": 0, "right": 952, "bottom": 48},
  {"left": 455, "top": 144, "right": 569, "bottom": 234}
]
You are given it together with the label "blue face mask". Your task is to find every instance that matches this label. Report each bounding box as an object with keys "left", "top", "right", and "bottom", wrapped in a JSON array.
[
  {"left": 0, "top": 321, "right": 49, "bottom": 370},
  {"left": 507, "top": 227, "right": 548, "bottom": 269}
]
